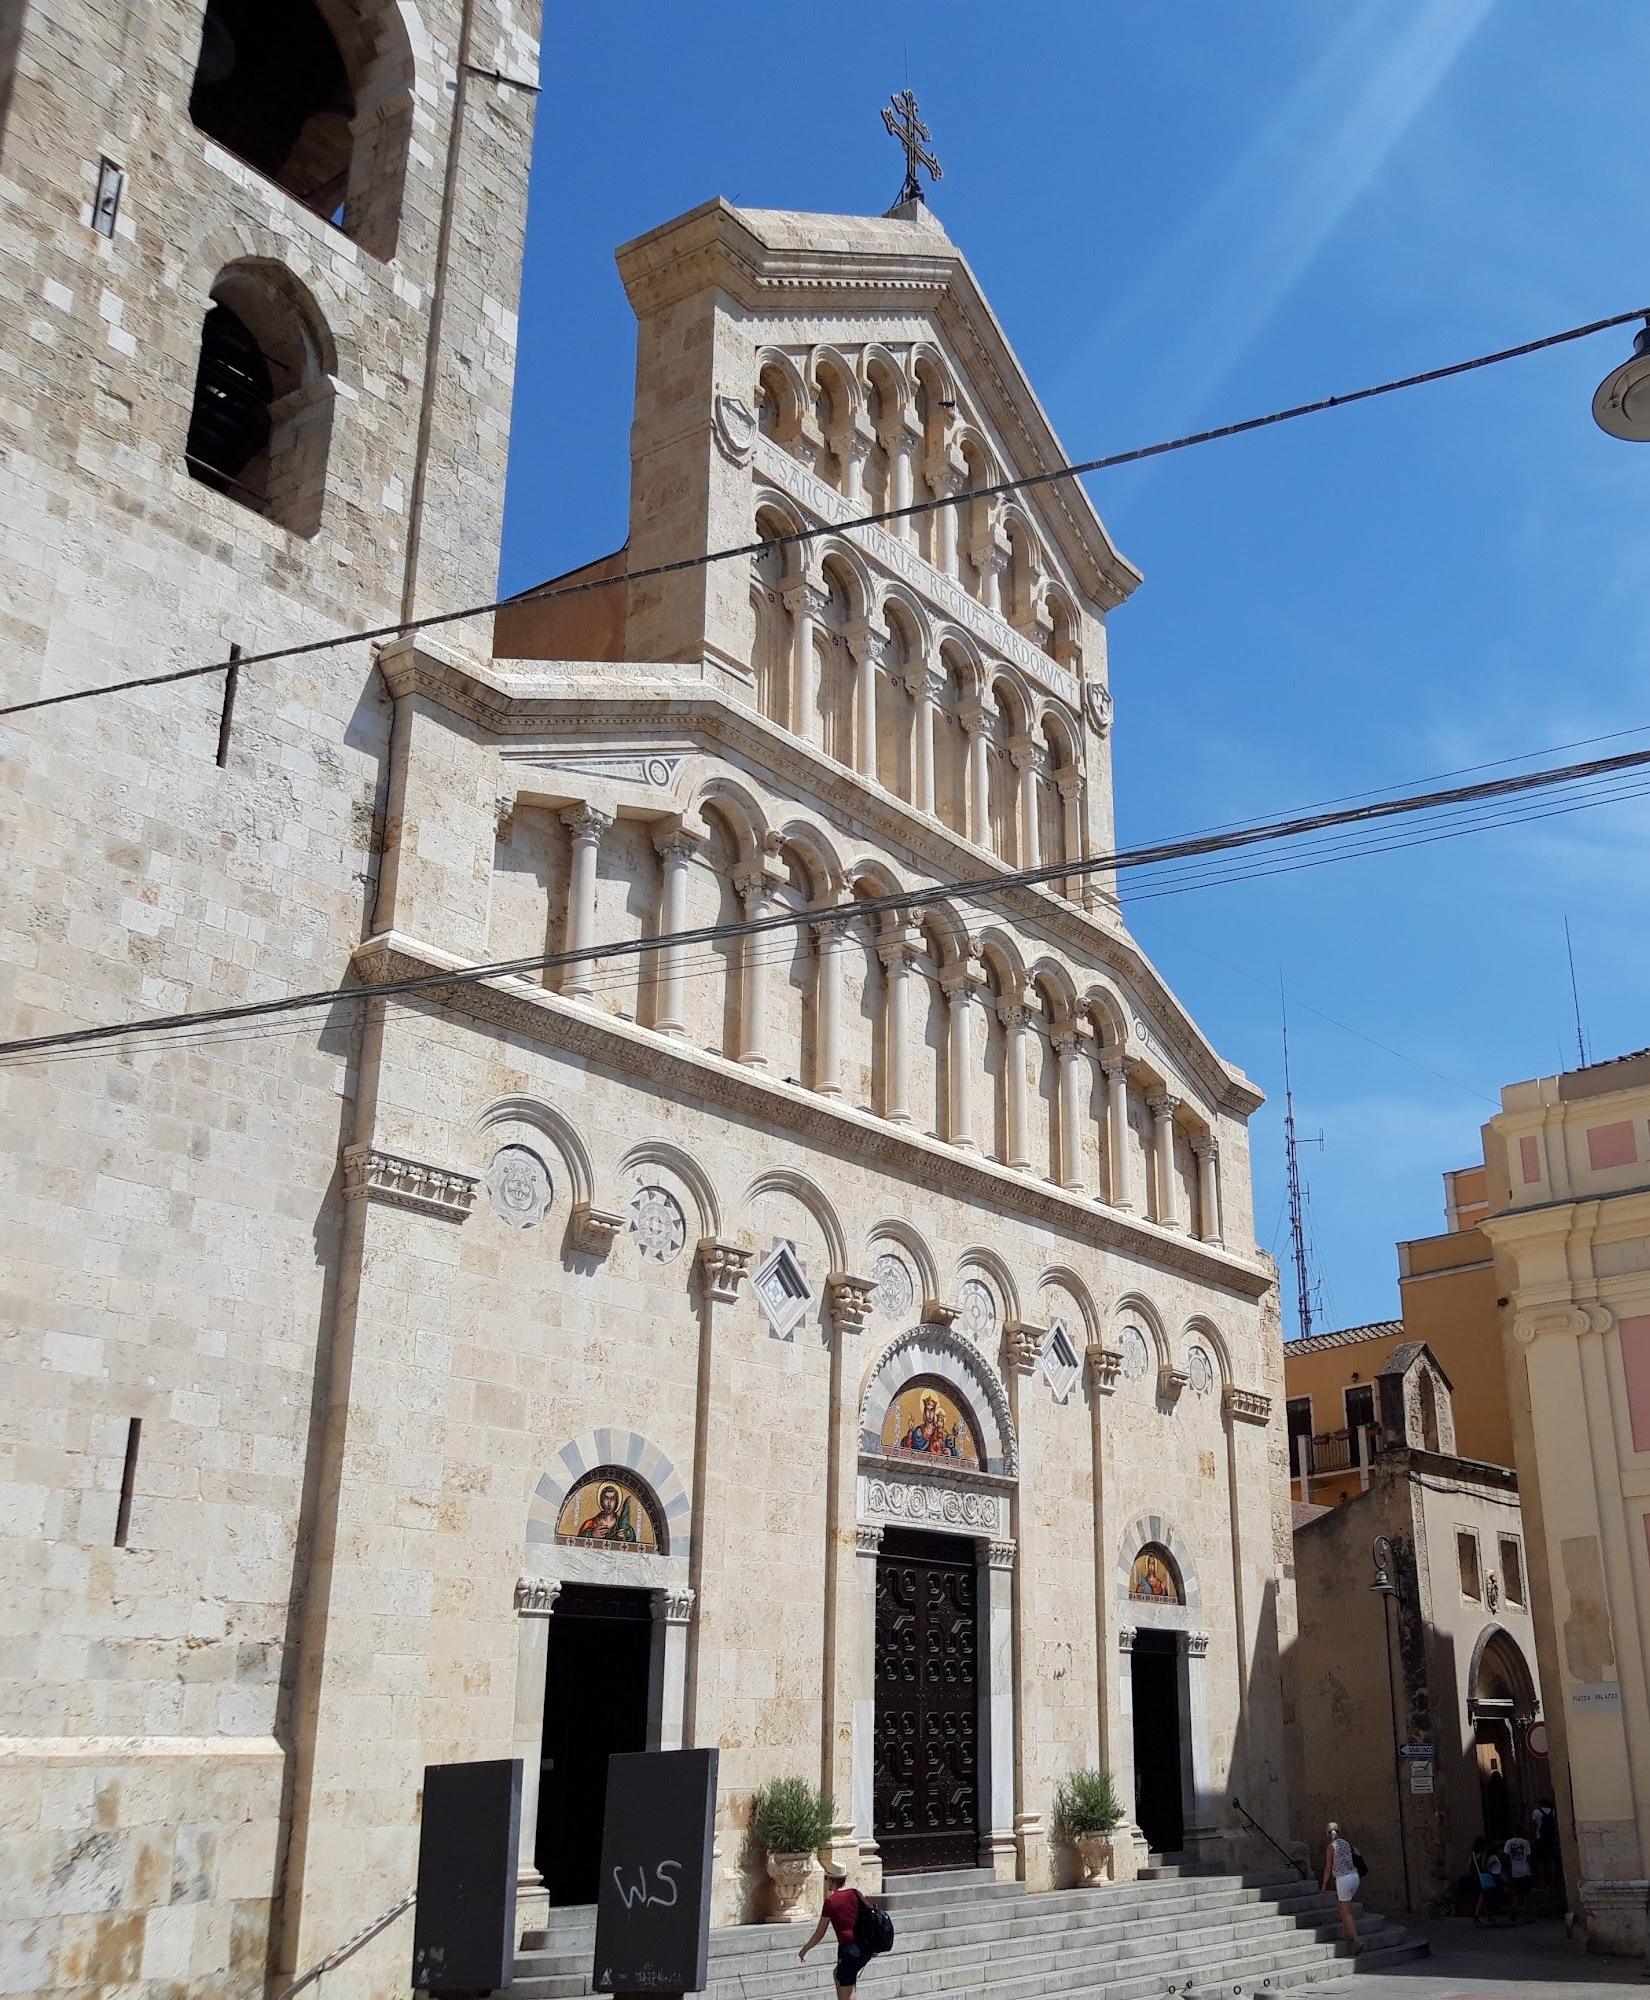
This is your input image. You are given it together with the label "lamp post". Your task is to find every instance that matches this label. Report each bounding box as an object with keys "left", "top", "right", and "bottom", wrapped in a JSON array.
[{"left": 1371, "top": 1536, "right": 1413, "bottom": 1913}]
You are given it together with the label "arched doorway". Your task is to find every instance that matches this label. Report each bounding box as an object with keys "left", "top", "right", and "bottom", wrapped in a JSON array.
[
  {"left": 1470, "top": 1627, "right": 1539, "bottom": 1844},
  {"left": 859, "top": 1328, "right": 1017, "bottom": 1874}
]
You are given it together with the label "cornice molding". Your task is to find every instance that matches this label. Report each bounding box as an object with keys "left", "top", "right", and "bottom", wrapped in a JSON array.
[
  {"left": 342, "top": 1143, "right": 478, "bottom": 1222},
  {"left": 352, "top": 930, "right": 1272, "bottom": 1300},
  {"left": 377, "top": 644, "right": 1261, "bottom": 1117}
]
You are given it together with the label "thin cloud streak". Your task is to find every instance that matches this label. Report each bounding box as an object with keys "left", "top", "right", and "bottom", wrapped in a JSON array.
[{"left": 1065, "top": 0, "right": 1499, "bottom": 433}]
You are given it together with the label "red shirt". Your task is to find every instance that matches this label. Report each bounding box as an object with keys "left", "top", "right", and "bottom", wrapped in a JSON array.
[{"left": 824, "top": 1887, "right": 859, "bottom": 1946}]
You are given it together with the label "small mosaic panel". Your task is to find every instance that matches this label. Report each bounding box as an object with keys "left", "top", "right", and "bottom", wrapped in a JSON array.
[
  {"left": 629, "top": 1185, "right": 686, "bottom": 1263},
  {"left": 881, "top": 1377, "right": 982, "bottom": 1467},
  {"left": 1187, "top": 1345, "right": 1214, "bottom": 1398},
  {"left": 554, "top": 1468, "right": 663, "bottom": 1553},
  {"left": 957, "top": 1278, "right": 997, "bottom": 1344},
  {"left": 872, "top": 1252, "right": 914, "bottom": 1320},
  {"left": 1129, "top": 1543, "right": 1183, "bottom": 1603},
  {"left": 1119, "top": 1324, "right": 1150, "bottom": 1382}
]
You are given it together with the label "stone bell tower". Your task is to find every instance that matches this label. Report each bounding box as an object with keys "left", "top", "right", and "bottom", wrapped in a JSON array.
[{"left": 0, "top": 4, "right": 540, "bottom": 1996}]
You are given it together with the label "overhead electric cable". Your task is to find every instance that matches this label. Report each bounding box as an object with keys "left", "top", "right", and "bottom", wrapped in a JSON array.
[
  {"left": 2, "top": 305, "right": 1646, "bottom": 724},
  {"left": 7, "top": 734, "right": 1650, "bottom": 1064}
]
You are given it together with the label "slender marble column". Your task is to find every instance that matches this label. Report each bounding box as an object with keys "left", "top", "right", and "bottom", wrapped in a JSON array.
[
  {"left": 1056, "top": 768, "right": 1082, "bottom": 898},
  {"left": 878, "top": 929, "right": 916, "bottom": 1123},
  {"left": 512, "top": 1579, "right": 560, "bottom": 1920},
  {"left": 932, "top": 469, "right": 961, "bottom": 576},
  {"left": 784, "top": 583, "right": 828, "bottom": 743},
  {"left": 1100, "top": 1050, "right": 1132, "bottom": 1210},
  {"left": 1053, "top": 1026, "right": 1088, "bottom": 1193},
  {"left": 1010, "top": 739, "right": 1040, "bottom": 871},
  {"left": 851, "top": 1526, "right": 884, "bottom": 1869},
  {"left": 983, "top": 1539, "right": 1019, "bottom": 1882},
  {"left": 959, "top": 701, "right": 990, "bottom": 846},
  {"left": 975, "top": 543, "right": 1007, "bottom": 616},
  {"left": 942, "top": 968, "right": 980, "bottom": 1151},
  {"left": 812, "top": 919, "right": 845, "bottom": 1097},
  {"left": 839, "top": 435, "right": 869, "bottom": 506},
  {"left": 915, "top": 669, "right": 942, "bottom": 816},
  {"left": 735, "top": 870, "right": 772, "bottom": 1068},
  {"left": 1149, "top": 1092, "right": 1182, "bottom": 1229},
  {"left": 884, "top": 424, "right": 915, "bottom": 538},
  {"left": 652, "top": 828, "right": 696, "bottom": 1035},
  {"left": 849, "top": 625, "right": 884, "bottom": 781},
  {"left": 560, "top": 804, "right": 611, "bottom": 1000},
  {"left": 1192, "top": 1133, "right": 1222, "bottom": 1244},
  {"left": 647, "top": 1587, "right": 694, "bottom": 1751},
  {"left": 999, "top": 1001, "right": 1032, "bottom": 1170}
]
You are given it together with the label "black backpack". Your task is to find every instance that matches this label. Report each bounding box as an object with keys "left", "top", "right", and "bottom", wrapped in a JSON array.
[{"left": 854, "top": 1891, "right": 895, "bottom": 1959}]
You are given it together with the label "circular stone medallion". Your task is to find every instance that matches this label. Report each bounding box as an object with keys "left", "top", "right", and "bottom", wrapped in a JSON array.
[
  {"left": 1188, "top": 1345, "right": 1214, "bottom": 1398},
  {"left": 629, "top": 1185, "right": 686, "bottom": 1264},
  {"left": 1119, "top": 1324, "right": 1150, "bottom": 1382},
  {"left": 871, "top": 1252, "right": 914, "bottom": 1320},
  {"left": 486, "top": 1145, "right": 552, "bottom": 1229},
  {"left": 958, "top": 1279, "right": 998, "bottom": 1344}
]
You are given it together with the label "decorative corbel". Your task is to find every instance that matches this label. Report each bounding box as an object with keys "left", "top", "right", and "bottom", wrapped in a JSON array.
[
  {"left": 1224, "top": 1385, "right": 1272, "bottom": 1425},
  {"left": 1158, "top": 1364, "right": 1189, "bottom": 1406},
  {"left": 569, "top": 1203, "right": 626, "bottom": 1257},
  {"left": 922, "top": 1298, "right": 961, "bottom": 1329}
]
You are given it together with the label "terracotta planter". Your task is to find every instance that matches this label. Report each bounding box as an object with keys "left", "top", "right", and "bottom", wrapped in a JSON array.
[{"left": 764, "top": 1850, "right": 816, "bottom": 1922}]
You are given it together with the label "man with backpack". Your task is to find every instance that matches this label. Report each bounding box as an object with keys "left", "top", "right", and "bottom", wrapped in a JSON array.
[{"left": 798, "top": 1869, "right": 894, "bottom": 2000}]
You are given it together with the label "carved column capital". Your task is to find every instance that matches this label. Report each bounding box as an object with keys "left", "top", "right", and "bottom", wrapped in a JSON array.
[
  {"left": 996, "top": 1000, "right": 1028, "bottom": 1032},
  {"left": 1001, "top": 1321, "right": 1044, "bottom": 1375},
  {"left": 845, "top": 622, "right": 888, "bottom": 668},
  {"left": 782, "top": 582, "right": 830, "bottom": 620},
  {"left": 875, "top": 928, "right": 921, "bottom": 973},
  {"left": 1098, "top": 1048, "right": 1129, "bottom": 1081},
  {"left": 654, "top": 826, "right": 702, "bottom": 863},
  {"left": 652, "top": 1586, "right": 696, "bottom": 1627},
  {"left": 986, "top": 1539, "right": 1018, "bottom": 1571},
  {"left": 1183, "top": 1632, "right": 1210, "bottom": 1658},
  {"left": 856, "top": 1524, "right": 885, "bottom": 1556},
  {"left": 1117, "top": 1627, "right": 1136, "bottom": 1653},
  {"left": 1147, "top": 1092, "right": 1181, "bottom": 1120},
  {"left": 515, "top": 1577, "right": 562, "bottom": 1616},
  {"left": 1008, "top": 734, "right": 1036, "bottom": 772},
  {"left": 1087, "top": 1343, "right": 1123, "bottom": 1395},
  {"left": 1224, "top": 1385, "right": 1272, "bottom": 1425},
  {"left": 1189, "top": 1132, "right": 1218, "bottom": 1162},
  {"left": 827, "top": 1272, "right": 878, "bottom": 1337},
  {"left": 495, "top": 795, "right": 516, "bottom": 841},
  {"left": 697, "top": 1237, "right": 753, "bottom": 1304},
  {"left": 560, "top": 803, "right": 613, "bottom": 843},
  {"left": 1054, "top": 767, "right": 1082, "bottom": 801}
]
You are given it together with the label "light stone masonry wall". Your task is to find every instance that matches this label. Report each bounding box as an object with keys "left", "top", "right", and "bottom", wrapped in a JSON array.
[{"left": 0, "top": 3, "right": 539, "bottom": 1996}]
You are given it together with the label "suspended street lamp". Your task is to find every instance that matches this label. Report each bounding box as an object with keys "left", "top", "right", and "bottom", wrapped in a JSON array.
[{"left": 1593, "top": 317, "right": 1650, "bottom": 440}]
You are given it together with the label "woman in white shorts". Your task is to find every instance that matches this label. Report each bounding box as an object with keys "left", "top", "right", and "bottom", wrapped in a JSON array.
[{"left": 1320, "top": 1822, "right": 1361, "bottom": 1952}]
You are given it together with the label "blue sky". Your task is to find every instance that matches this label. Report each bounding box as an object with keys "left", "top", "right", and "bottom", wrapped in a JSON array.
[{"left": 499, "top": 1, "right": 1650, "bottom": 1336}]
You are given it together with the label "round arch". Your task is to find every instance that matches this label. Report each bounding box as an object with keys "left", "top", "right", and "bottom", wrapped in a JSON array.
[
  {"left": 527, "top": 1429, "right": 692, "bottom": 1559},
  {"left": 741, "top": 1166, "right": 848, "bottom": 1275},
  {"left": 1117, "top": 1513, "right": 1202, "bottom": 1616},
  {"left": 613, "top": 1140, "right": 720, "bottom": 1242},
  {"left": 860, "top": 1324, "right": 1017, "bottom": 1477},
  {"left": 476, "top": 1094, "right": 594, "bottom": 1209}
]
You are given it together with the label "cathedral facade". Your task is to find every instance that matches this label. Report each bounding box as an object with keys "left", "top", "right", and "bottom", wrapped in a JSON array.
[{"left": 0, "top": 7, "right": 1297, "bottom": 1994}]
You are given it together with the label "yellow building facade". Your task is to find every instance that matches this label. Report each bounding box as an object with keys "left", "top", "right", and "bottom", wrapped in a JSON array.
[{"left": 1482, "top": 1048, "right": 1650, "bottom": 1953}]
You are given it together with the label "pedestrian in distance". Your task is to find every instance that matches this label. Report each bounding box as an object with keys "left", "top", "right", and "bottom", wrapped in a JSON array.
[
  {"left": 1470, "top": 1836, "right": 1501, "bottom": 1925},
  {"left": 1532, "top": 1799, "right": 1560, "bottom": 1890},
  {"left": 1321, "top": 1822, "right": 1362, "bottom": 1954},
  {"left": 1502, "top": 1825, "right": 1532, "bottom": 1921},
  {"left": 799, "top": 1869, "right": 882, "bottom": 2000}
]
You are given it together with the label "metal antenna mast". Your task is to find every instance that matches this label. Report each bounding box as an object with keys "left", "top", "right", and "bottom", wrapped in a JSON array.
[
  {"left": 1564, "top": 916, "right": 1590, "bottom": 1068},
  {"left": 1282, "top": 997, "right": 1319, "bottom": 1341}
]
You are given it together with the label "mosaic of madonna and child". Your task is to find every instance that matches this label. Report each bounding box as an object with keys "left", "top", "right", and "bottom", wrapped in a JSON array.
[{"left": 881, "top": 1379, "right": 983, "bottom": 1467}]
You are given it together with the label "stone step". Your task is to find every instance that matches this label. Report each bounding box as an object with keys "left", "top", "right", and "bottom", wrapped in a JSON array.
[
  {"left": 511, "top": 1873, "right": 1427, "bottom": 2000},
  {"left": 515, "top": 1879, "right": 1348, "bottom": 1979}
]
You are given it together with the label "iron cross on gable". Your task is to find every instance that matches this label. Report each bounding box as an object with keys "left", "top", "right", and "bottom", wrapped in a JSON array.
[{"left": 882, "top": 89, "right": 942, "bottom": 207}]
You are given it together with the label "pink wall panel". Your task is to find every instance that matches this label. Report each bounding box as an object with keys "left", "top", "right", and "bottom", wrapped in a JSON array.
[
  {"left": 1520, "top": 1134, "right": 1541, "bottom": 1185},
  {"left": 1622, "top": 1316, "right": 1650, "bottom": 1454},
  {"left": 1588, "top": 1121, "right": 1638, "bottom": 1171}
]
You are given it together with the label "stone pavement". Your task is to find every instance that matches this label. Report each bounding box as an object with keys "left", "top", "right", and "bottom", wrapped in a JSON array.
[{"left": 1319, "top": 1915, "right": 1648, "bottom": 1997}]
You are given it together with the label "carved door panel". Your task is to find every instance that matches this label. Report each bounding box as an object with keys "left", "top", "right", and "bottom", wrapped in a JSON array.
[{"left": 874, "top": 1536, "right": 980, "bottom": 1871}]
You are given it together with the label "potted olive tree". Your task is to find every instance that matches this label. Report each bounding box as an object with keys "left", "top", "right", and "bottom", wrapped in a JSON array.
[
  {"left": 1052, "top": 1770, "right": 1129, "bottom": 1885},
  {"left": 751, "top": 1777, "right": 836, "bottom": 1922}
]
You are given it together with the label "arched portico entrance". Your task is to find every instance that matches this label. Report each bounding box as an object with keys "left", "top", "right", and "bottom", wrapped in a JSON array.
[
  {"left": 1116, "top": 1515, "right": 1209, "bottom": 1858},
  {"left": 1469, "top": 1626, "right": 1539, "bottom": 1842}
]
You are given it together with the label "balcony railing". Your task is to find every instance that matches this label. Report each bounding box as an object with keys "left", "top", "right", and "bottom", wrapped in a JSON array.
[{"left": 1291, "top": 1427, "right": 1381, "bottom": 1479}]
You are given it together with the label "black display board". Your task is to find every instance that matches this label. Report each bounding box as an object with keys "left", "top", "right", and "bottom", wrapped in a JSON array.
[
  {"left": 411, "top": 1758, "right": 521, "bottom": 1995},
  {"left": 592, "top": 1748, "right": 718, "bottom": 1995}
]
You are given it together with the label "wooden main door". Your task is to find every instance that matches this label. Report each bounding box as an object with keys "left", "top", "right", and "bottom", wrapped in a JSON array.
[{"left": 874, "top": 1530, "right": 981, "bottom": 1872}]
